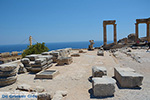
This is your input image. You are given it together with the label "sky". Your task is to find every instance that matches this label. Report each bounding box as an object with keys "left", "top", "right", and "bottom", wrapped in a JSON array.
[{"left": 0, "top": 0, "right": 150, "bottom": 45}]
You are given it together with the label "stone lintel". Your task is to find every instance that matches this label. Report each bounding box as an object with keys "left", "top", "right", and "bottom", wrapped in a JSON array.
[{"left": 103, "top": 20, "right": 116, "bottom": 25}]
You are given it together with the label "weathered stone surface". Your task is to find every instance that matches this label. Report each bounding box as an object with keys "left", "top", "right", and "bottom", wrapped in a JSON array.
[
  {"left": 17, "top": 84, "right": 31, "bottom": 91},
  {"left": 0, "top": 63, "right": 18, "bottom": 72},
  {"left": 52, "top": 91, "right": 68, "bottom": 100},
  {"left": 50, "top": 52, "right": 60, "bottom": 63},
  {"left": 31, "top": 61, "right": 47, "bottom": 67},
  {"left": 114, "top": 67, "right": 143, "bottom": 88},
  {"left": 35, "top": 58, "right": 46, "bottom": 64},
  {"left": 0, "top": 69, "right": 17, "bottom": 77},
  {"left": 38, "top": 55, "right": 53, "bottom": 61},
  {"left": 18, "top": 63, "right": 27, "bottom": 74},
  {"left": 38, "top": 92, "right": 52, "bottom": 100},
  {"left": 17, "top": 84, "right": 45, "bottom": 93},
  {"left": 71, "top": 53, "right": 80, "bottom": 57},
  {"left": 57, "top": 57, "right": 73, "bottom": 65},
  {"left": 65, "top": 48, "right": 72, "bottom": 55},
  {"left": 35, "top": 70, "right": 59, "bottom": 79},
  {"left": 92, "top": 66, "right": 107, "bottom": 77},
  {"left": 26, "top": 54, "right": 39, "bottom": 61},
  {"left": 57, "top": 49, "right": 68, "bottom": 57},
  {"left": 97, "top": 50, "right": 104, "bottom": 56},
  {"left": 41, "top": 52, "right": 51, "bottom": 55},
  {"left": 0, "top": 76, "right": 17, "bottom": 86},
  {"left": 21, "top": 58, "right": 30, "bottom": 64},
  {"left": 92, "top": 77, "right": 116, "bottom": 97}
]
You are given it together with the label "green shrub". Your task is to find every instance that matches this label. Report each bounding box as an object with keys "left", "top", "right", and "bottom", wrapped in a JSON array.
[{"left": 22, "top": 42, "right": 49, "bottom": 58}]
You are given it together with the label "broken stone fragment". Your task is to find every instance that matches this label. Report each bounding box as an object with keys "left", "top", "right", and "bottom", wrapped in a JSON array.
[
  {"left": 92, "top": 66, "right": 107, "bottom": 77},
  {"left": 52, "top": 91, "right": 68, "bottom": 100},
  {"left": 17, "top": 84, "right": 45, "bottom": 92}
]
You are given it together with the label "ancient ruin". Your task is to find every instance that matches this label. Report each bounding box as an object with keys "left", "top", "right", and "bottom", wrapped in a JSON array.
[
  {"left": 103, "top": 20, "right": 117, "bottom": 45},
  {"left": 135, "top": 18, "right": 150, "bottom": 42},
  {"left": 114, "top": 67, "right": 143, "bottom": 88},
  {"left": 88, "top": 40, "right": 95, "bottom": 50}
]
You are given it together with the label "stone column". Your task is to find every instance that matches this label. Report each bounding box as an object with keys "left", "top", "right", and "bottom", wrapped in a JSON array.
[
  {"left": 135, "top": 23, "right": 138, "bottom": 42},
  {"left": 147, "top": 23, "right": 150, "bottom": 42},
  {"left": 114, "top": 24, "right": 117, "bottom": 44},
  {"left": 103, "top": 24, "right": 107, "bottom": 45}
]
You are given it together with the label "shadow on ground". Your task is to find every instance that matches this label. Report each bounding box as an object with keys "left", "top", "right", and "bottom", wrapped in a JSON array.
[{"left": 88, "top": 88, "right": 114, "bottom": 99}]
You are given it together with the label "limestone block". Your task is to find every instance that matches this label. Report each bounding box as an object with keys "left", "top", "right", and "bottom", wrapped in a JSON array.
[
  {"left": 0, "top": 76, "right": 17, "bottom": 86},
  {"left": 57, "top": 57, "right": 73, "bottom": 65},
  {"left": 35, "top": 58, "right": 46, "bottom": 64},
  {"left": 114, "top": 67, "right": 143, "bottom": 88},
  {"left": 97, "top": 50, "right": 104, "bottom": 56},
  {"left": 31, "top": 61, "right": 47, "bottom": 67},
  {"left": 92, "top": 77, "right": 116, "bottom": 97},
  {"left": 0, "top": 69, "right": 17, "bottom": 77},
  {"left": 21, "top": 58, "right": 30, "bottom": 64},
  {"left": 26, "top": 54, "right": 39, "bottom": 61},
  {"left": 41, "top": 52, "right": 50, "bottom": 55},
  {"left": 39, "top": 55, "right": 53, "bottom": 61},
  {"left": 92, "top": 66, "right": 107, "bottom": 77},
  {"left": 0, "top": 63, "right": 18, "bottom": 72}
]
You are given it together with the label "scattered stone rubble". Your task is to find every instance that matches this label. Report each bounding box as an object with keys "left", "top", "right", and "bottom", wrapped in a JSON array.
[
  {"left": 114, "top": 67, "right": 143, "bottom": 88},
  {"left": 21, "top": 55, "right": 53, "bottom": 73}
]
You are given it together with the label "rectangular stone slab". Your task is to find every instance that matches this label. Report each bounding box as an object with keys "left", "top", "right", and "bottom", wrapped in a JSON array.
[
  {"left": 92, "top": 77, "right": 116, "bottom": 97},
  {"left": 35, "top": 70, "right": 59, "bottom": 79},
  {"left": 114, "top": 67, "right": 143, "bottom": 88}
]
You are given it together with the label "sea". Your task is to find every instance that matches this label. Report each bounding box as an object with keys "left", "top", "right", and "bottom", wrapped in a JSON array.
[{"left": 0, "top": 41, "right": 113, "bottom": 54}]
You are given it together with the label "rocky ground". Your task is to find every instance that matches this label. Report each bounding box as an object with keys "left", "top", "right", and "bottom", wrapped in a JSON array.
[{"left": 0, "top": 48, "right": 150, "bottom": 100}]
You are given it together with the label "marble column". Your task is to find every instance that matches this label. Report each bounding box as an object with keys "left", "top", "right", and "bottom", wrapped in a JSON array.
[
  {"left": 114, "top": 24, "right": 117, "bottom": 44},
  {"left": 135, "top": 23, "right": 138, "bottom": 42},
  {"left": 103, "top": 24, "right": 107, "bottom": 45},
  {"left": 147, "top": 23, "right": 150, "bottom": 42}
]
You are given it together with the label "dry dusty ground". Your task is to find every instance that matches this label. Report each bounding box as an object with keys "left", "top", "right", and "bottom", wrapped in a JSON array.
[{"left": 0, "top": 49, "right": 150, "bottom": 100}]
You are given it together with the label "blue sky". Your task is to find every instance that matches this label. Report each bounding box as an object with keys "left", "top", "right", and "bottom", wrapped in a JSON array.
[{"left": 0, "top": 0, "right": 149, "bottom": 45}]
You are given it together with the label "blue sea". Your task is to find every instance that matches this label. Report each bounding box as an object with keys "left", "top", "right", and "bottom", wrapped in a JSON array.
[{"left": 0, "top": 41, "right": 113, "bottom": 53}]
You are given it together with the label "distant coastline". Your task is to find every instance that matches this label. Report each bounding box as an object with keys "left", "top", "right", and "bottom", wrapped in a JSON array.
[{"left": 0, "top": 41, "right": 113, "bottom": 53}]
